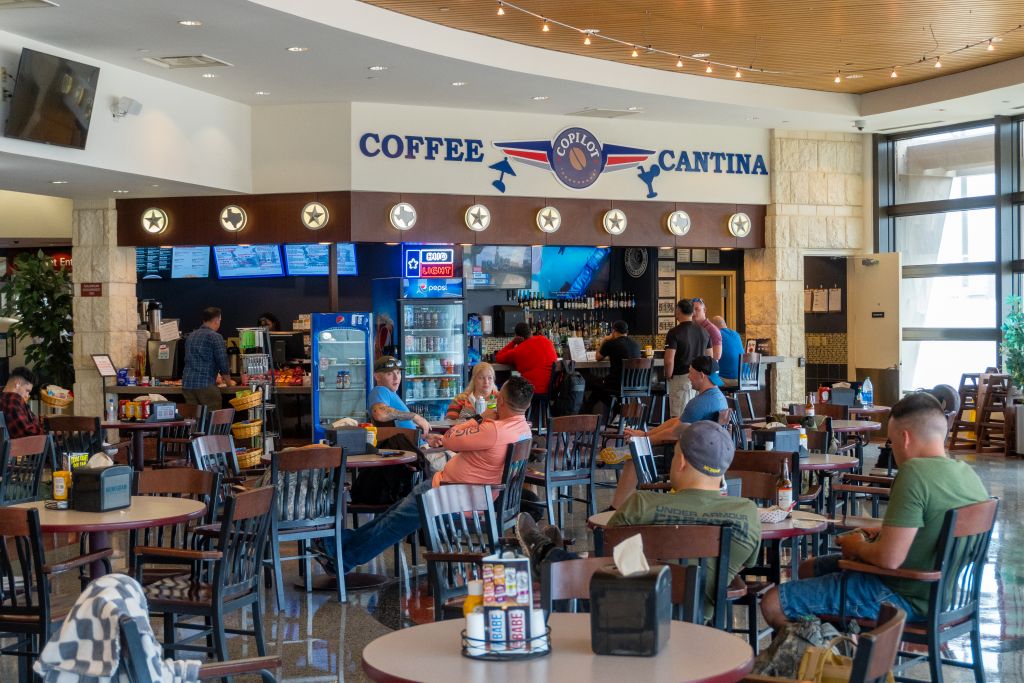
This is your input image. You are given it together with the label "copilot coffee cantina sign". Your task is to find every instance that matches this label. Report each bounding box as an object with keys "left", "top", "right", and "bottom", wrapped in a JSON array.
[{"left": 354, "top": 107, "right": 769, "bottom": 203}]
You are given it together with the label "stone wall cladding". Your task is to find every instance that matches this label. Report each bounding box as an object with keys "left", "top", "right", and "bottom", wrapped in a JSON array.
[{"left": 746, "top": 131, "right": 865, "bottom": 411}]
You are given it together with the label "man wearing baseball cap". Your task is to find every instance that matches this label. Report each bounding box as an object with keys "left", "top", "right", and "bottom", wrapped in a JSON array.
[
  {"left": 368, "top": 355, "right": 431, "bottom": 435},
  {"left": 517, "top": 421, "right": 761, "bottom": 621}
]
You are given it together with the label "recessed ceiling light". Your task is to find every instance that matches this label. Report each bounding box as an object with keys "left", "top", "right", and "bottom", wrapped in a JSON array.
[
  {"left": 845, "top": 74, "right": 863, "bottom": 79},
  {"left": 50, "top": 180, "right": 68, "bottom": 185},
  {"left": 691, "top": 52, "right": 710, "bottom": 59},
  {"left": 451, "top": 81, "right": 467, "bottom": 87},
  {"left": 151, "top": 184, "right": 160, "bottom": 188},
  {"left": 254, "top": 91, "right": 271, "bottom": 96},
  {"left": 368, "top": 65, "right": 389, "bottom": 71},
  {"left": 178, "top": 19, "right": 203, "bottom": 27},
  {"left": 627, "top": 106, "right": 642, "bottom": 111},
  {"left": 136, "top": 49, "right": 151, "bottom": 53},
  {"left": 532, "top": 95, "right": 549, "bottom": 101},
  {"left": 112, "top": 189, "right": 130, "bottom": 194},
  {"left": 287, "top": 46, "right": 309, "bottom": 53},
  {"left": 201, "top": 73, "right": 216, "bottom": 78}
]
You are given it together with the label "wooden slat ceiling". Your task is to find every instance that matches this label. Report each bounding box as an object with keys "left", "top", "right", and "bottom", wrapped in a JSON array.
[{"left": 362, "top": 0, "right": 1024, "bottom": 94}]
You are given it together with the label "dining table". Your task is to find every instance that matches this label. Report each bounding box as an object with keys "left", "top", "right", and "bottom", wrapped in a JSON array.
[
  {"left": 362, "top": 612, "right": 755, "bottom": 683},
  {"left": 13, "top": 496, "right": 207, "bottom": 579}
]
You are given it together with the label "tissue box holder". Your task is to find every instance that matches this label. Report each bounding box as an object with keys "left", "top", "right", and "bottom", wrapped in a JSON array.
[
  {"left": 326, "top": 427, "right": 370, "bottom": 456},
  {"left": 752, "top": 427, "right": 800, "bottom": 454},
  {"left": 72, "top": 466, "right": 132, "bottom": 512},
  {"left": 590, "top": 565, "right": 671, "bottom": 656}
]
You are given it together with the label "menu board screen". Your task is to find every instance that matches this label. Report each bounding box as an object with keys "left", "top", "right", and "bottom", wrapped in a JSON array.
[
  {"left": 213, "top": 244, "right": 284, "bottom": 279},
  {"left": 136, "top": 247, "right": 173, "bottom": 279},
  {"left": 283, "top": 243, "right": 358, "bottom": 276},
  {"left": 170, "top": 246, "right": 210, "bottom": 279}
]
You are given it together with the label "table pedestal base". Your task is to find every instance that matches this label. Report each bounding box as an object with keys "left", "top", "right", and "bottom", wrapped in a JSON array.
[{"left": 296, "top": 573, "right": 393, "bottom": 592}]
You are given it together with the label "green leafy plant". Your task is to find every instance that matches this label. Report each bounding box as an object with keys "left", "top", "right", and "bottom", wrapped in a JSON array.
[
  {"left": 2, "top": 251, "right": 74, "bottom": 389},
  {"left": 1002, "top": 296, "right": 1024, "bottom": 391}
]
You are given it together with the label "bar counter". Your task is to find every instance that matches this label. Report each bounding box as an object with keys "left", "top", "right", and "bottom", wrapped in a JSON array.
[{"left": 108, "top": 385, "right": 311, "bottom": 395}]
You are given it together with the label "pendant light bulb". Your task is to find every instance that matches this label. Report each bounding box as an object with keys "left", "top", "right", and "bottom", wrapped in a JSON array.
[
  {"left": 834, "top": 72, "right": 841, "bottom": 84},
  {"left": 496, "top": 2, "right": 504, "bottom": 15},
  {"left": 734, "top": 68, "right": 742, "bottom": 78},
  {"left": 584, "top": 34, "right": 591, "bottom": 45},
  {"left": 890, "top": 67, "right": 898, "bottom": 78},
  {"left": 542, "top": 19, "right": 549, "bottom": 32},
  {"left": 631, "top": 47, "right": 639, "bottom": 58},
  {"left": 987, "top": 39, "right": 995, "bottom": 51},
  {"left": 705, "top": 62, "right": 712, "bottom": 73},
  {"left": 934, "top": 57, "right": 942, "bottom": 68},
  {"left": 676, "top": 57, "right": 683, "bottom": 67}
]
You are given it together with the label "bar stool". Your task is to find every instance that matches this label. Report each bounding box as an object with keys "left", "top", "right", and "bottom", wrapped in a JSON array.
[
  {"left": 975, "top": 373, "right": 1009, "bottom": 454},
  {"left": 948, "top": 373, "right": 981, "bottom": 450},
  {"left": 603, "top": 357, "right": 653, "bottom": 429}
]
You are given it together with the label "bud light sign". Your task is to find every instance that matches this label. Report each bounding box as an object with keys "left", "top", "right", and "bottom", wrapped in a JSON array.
[{"left": 404, "top": 246, "right": 455, "bottom": 279}]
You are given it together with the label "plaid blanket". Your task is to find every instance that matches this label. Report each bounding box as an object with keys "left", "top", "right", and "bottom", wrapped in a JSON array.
[{"left": 33, "top": 574, "right": 200, "bottom": 683}]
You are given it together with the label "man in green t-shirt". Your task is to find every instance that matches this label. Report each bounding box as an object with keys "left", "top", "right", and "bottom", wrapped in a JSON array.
[
  {"left": 761, "top": 393, "right": 989, "bottom": 627},
  {"left": 517, "top": 421, "right": 761, "bottom": 620}
]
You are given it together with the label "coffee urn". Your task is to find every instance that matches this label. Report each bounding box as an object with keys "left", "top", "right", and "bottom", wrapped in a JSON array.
[{"left": 147, "top": 301, "right": 163, "bottom": 336}]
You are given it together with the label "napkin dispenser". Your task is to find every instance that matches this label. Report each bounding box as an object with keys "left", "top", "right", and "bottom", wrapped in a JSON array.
[
  {"left": 72, "top": 466, "right": 132, "bottom": 512},
  {"left": 589, "top": 565, "right": 671, "bottom": 656},
  {"left": 753, "top": 427, "right": 800, "bottom": 453},
  {"left": 327, "top": 427, "right": 370, "bottom": 456}
]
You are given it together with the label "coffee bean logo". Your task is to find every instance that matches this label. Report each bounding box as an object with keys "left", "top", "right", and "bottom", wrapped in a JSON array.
[{"left": 568, "top": 146, "right": 587, "bottom": 171}]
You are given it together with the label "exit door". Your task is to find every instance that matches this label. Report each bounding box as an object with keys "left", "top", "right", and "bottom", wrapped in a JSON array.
[
  {"left": 676, "top": 271, "right": 737, "bottom": 327},
  {"left": 846, "top": 253, "right": 901, "bottom": 406}
]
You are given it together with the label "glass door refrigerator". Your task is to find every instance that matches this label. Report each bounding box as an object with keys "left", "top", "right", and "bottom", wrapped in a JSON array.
[
  {"left": 399, "top": 299, "right": 465, "bottom": 422},
  {"left": 311, "top": 312, "right": 372, "bottom": 442}
]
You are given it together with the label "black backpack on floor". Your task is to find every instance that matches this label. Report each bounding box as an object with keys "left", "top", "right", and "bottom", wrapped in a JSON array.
[{"left": 550, "top": 359, "right": 585, "bottom": 417}]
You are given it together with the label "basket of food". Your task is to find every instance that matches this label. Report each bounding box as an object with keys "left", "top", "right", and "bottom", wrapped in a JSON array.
[
  {"left": 231, "top": 419, "right": 263, "bottom": 440},
  {"left": 229, "top": 390, "right": 263, "bottom": 411},
  {"left": 236, "top": 447, "right": 263, "bottom": 469},
  {"left": 40, "top": 385, "right": 72, "bottom": 408}
]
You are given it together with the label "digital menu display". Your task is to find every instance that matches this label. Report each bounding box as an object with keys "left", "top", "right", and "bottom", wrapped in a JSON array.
[
  {"left": 283, "top": 243, "right": 358, "bottom": 276},
  {"left": 170, "top": 246, "right": 210, "bottom": 279},
  {"left": 136, "top": 247, "right": 173, "bottom": 279},
  {"left": 213, "top": 244, "right": 284, "bottom": 279}
]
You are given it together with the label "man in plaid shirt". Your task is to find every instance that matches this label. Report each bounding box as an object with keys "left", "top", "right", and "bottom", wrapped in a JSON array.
[
  {"left": 182, "top": 307, "right": 235, "bottom": 412},
  {"left": 0, "top": 366, "right": 44, "bottom": 438}
]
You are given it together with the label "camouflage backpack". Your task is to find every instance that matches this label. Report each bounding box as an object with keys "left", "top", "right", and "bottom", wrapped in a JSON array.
[{"left": 753, "top": 617, "right": 843, "bottom": 677}]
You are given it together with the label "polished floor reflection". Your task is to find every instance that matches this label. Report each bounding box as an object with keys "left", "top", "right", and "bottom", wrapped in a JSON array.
[{"left": 3, "top": 447, "right": 1022, "bottom": 681}]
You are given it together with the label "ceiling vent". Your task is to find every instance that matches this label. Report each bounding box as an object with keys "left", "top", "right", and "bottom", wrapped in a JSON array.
[
  {"left": 0, "top": 0, "right": 58, "bottom": 8},
  {"left": 877, "top": 121, "right": 944, "bottom": 132},
  {"left": 143, "top": 54, "right": 234, "bottom": 69},
  {"left": 565, "top": 108, "right": 641, "bottom": 119}
]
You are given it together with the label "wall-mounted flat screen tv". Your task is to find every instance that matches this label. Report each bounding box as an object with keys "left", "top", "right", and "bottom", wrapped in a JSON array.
[
  {"left": 533, "top": 246, "right": 611, "bottom": 296},
  {"left": 213, "top": 244, "right": 284, "bottom": 279},
  {"left": 463, "top": 245, "right": 535, "bottom": 290},
  {"left": 283, "top": 243, "right": 358, "bottom": 276},
  {"left": 170, "top": 246, "right": 211, "bottom": 279},
  {"left": 136, "top": 247, "right": 172, "bottom": 280},
  {"left": 3, "top": 48, "right": 100, "bottom": 150}
]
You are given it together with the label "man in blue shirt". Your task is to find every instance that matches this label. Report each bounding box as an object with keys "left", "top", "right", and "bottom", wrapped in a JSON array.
[
  {"left": 712, "top": 316, "right": 744, "bottom": 384},
  {"left": 368, "top": 356, "right": 431, "bottom": 434},
  {"left": 609, "top": 356, "right": 728, "bottom": 509},
  {"left": 182, "top": 307, "right": 235, "bottom": 413}
]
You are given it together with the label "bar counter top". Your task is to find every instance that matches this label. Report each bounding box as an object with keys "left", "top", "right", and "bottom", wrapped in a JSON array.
[
  {"left": 108, "top": 385, "right": 312, "bottom": 395},
  {"left": 489, "top": 355, "right": 784, "bottom": 372}
]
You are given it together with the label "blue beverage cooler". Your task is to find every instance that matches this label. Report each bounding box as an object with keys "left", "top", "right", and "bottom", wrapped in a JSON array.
[
  {"left": 311, "top": 312, "right": 373, "bottom": 442},
  {"left": 398, "top": 299, "right": 465, "bottom": 422}
]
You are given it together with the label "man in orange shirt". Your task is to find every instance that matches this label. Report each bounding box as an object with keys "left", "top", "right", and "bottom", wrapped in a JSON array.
[
  {"left": 324, "top": 376, "right": 533, "bottom": 574},
  {"left": 495, "top": 322, "right": 558, "bottom": 396}
]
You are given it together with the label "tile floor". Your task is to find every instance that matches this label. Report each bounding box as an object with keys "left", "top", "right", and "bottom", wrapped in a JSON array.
[{"left": 5, "top": 447, "right": 1022, "bottom": 681}]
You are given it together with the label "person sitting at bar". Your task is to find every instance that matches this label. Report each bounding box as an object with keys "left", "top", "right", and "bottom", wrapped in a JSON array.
[
  {"left": 182, "top": 307, "right": 235, "bottom": 414},
  {"left": 368, "top": 356, "right": 431, "bottom": 435},
  {"left": 322, "top": 376, "right": 534, "bottom": 575},
  {"left": 495, "top": 322, "right": 558, "bottom": 396},
  {"left": 760, "top": 392, "right": 989, "bottom": 628},
  {"left": 516, "top": 420, "right": 761, "bottom": 621},
  {"left": 691, "top": 298, "right": 723, "bottom": 361},
  {"left": 663, "top": 299, "right": 710, "bottom": 418},
  {"left": 446, "top": 362, "right": 499, "bottom": 421},
  {"left": 584, "top": 320, "right": 641, "bottom": 416},
  {"left": 0, "top": 366, "right": 44, "bottom": 438},
  {"left": 606, "top": 356, "right": 728, "bottom": 510},
  {"left": 711, "top": 316, "right": 744, "bottom": 386}
]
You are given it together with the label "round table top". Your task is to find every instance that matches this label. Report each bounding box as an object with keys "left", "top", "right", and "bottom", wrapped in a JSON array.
[
  {"left": 830, "top": 419, "right": 882, "bottom": 434},
  {"left": 800, "top": 453, "right": 860, "bottom": 471},
  {"left": 362, "top": 612, "right": 753, "bottom": 683},
  {"left": 587, "top": 510, "right": 829, "bottom": 540},
  {"left": 13, "top": 496, "right": 206, "bottom": 533},
  {"left": 347, "top": 451, "right": 418, "bottom": 469},
  {"left": 101, "top": 419, "right": 193, "bottom": 431},
  {"left": 848, "top": 405, "right": 890, "bottom": 418}
]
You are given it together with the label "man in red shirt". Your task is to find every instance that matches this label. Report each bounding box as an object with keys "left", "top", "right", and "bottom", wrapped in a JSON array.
[
  {"left": 495, "top": 322, "right": 558, "bottom": 396},
  {"left": 0, "top": 366, "right": 45, "bottom": 438}
]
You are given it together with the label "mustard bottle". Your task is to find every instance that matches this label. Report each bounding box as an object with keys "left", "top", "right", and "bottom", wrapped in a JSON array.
[
  {"left": 53, "top": 470, "right": 70, "bottom": 506},
  {"left": 463, "top": 579, "right": 484, "bottom": 617}
]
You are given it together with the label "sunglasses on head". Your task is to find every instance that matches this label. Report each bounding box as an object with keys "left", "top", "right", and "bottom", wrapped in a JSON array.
[
  {"left": 691, "top": 298, "right": 704, "bottom": 304},
  {"left": 377, "top": 359, "right": 404, "bottom": 371}
]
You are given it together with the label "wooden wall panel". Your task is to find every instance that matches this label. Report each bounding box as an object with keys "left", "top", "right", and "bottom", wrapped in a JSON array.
[
  {"left": 476, "top": 196, "right": 546, "bottom": 245},
  {"left": 608, "top": 200, "right": 675, "bottom": 247},
  {"left": 546, "top": 197, "right": 611, "bottom": 246}
]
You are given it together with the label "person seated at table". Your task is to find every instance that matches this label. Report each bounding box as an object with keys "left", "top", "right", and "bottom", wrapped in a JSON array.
[
  {"left": 445, "top": 362, "right": 499, "bottom": 421},
  {"left": 605, "top": 356, "right": 728, "bottom": 510},
  {"left": 368, "top": 355, "right": 431, "bottom": 435},
  {"left": 760, "top": 392, "right": 989, "bottom": 628},
  {"left": 0, "top": 366, "right": 44, "bottom": 438},
  {"left": 710, "top": 316, "right": 743, "bottom": 386},
  {"left": 494, "top": 322, "right": 558, "bottom": 396},
  {"left": 583, "top": 320, "right": 641, "bottom": 416},
  {"left": 321, "top": 376, "right": 534, "bottom": 575},
  {"left": 517, "top": 421, "right": 761, "bottom": 621}
]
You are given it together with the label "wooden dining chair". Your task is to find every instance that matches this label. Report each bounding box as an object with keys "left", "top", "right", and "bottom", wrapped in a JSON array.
[
  {"left": 0, "top": 436, "right": 52, "bottom": 504},
  {"left": 157, "top": 411, "right": 203, "bottom": 468},
  {"left": 204, "top": 407, "right": 236, "bottom": 437},
  {"left": 525, "top": 414, "right": 602, "bottom": 526},
  {"left": 264, "top": 446, "right": 348, "bottom": 608},
  {"left": 494, "top": 439, "right": 535, "bottom": 533},
  {"left": 417, "top": 483, "right": 501, "bottom": 622},
  {"left": 45, "top": 415, "right": 103, "bottom": 470}
]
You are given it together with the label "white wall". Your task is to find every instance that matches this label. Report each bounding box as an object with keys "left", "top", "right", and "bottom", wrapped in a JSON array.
[
  {"left": 0, "top": 30, "right": 252, "bottom": 193},
  {"left": 251, "top": 103, "right": 351, "bottom": 193},
  {"left": 0, "top": 190, "right": 70, "bottom": 237}
]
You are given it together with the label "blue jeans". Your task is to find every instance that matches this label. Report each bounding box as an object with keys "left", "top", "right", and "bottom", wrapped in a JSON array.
[
  {"left": 325, "top": 479, "right": 433, "bottom": 574},
  {"left": 778, "top": 554, "right": 920, "bottom": 621}
]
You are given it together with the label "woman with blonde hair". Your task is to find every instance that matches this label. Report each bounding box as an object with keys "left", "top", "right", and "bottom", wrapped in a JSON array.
[{"left": 445, "top": 362, "right": 499, "bottom": 420}]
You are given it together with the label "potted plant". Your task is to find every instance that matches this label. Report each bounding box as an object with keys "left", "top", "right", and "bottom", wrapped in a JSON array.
[
  {"left": 1, "top": 251, "right": 74, "bottom": 389},
  {"left": 1002, "top": 295, "right": 1024, "bottom": 402}
]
